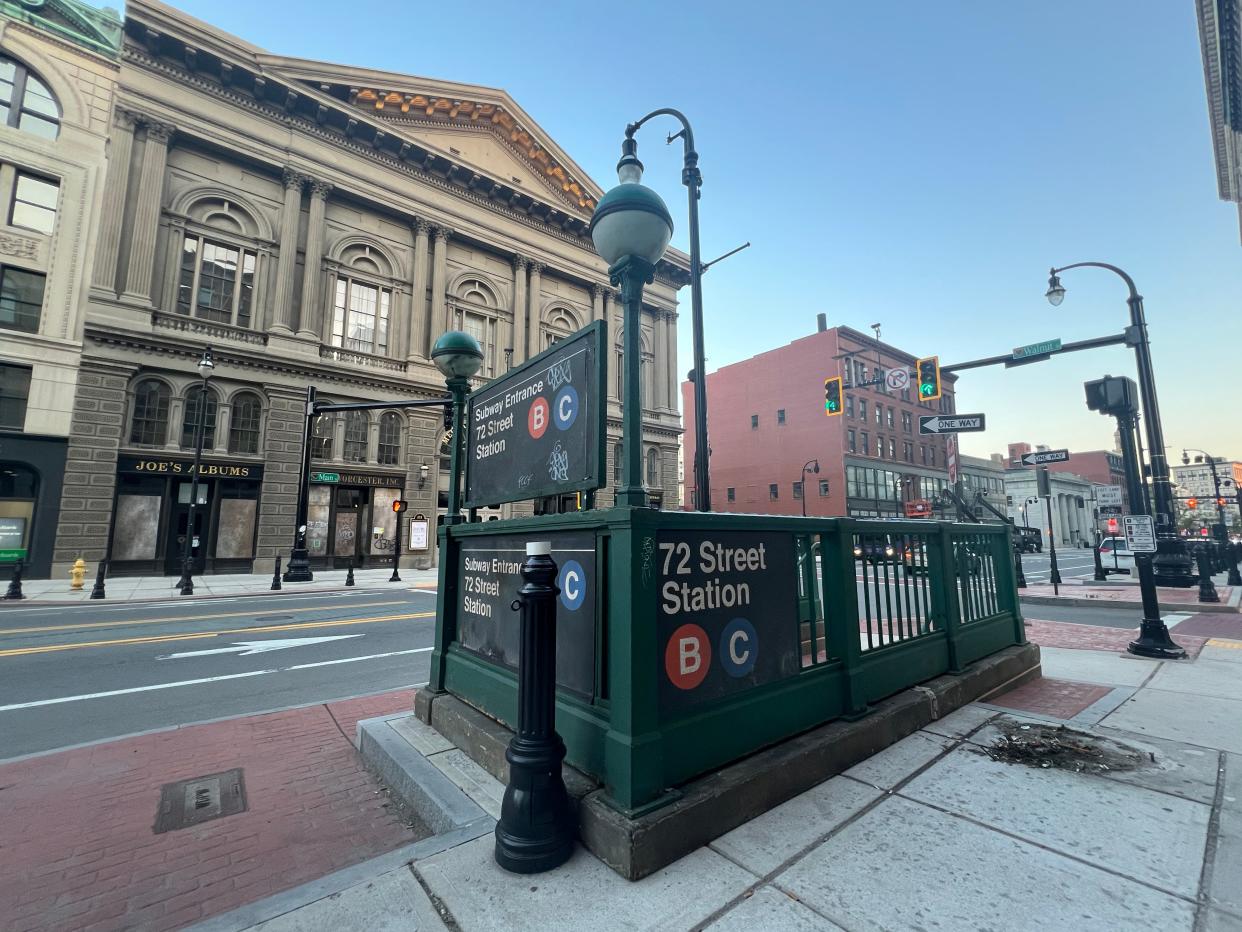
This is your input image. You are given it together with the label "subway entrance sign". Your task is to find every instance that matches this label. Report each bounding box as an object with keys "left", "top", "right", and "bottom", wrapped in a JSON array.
[
  {"left": 465, "top": 321, "right": 606, "bottom": 507},
  {"left": 658, "top": 529, "right": 801, "bottom": 711}
]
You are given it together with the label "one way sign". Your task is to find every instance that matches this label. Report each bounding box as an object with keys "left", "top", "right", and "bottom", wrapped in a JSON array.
[
  {"left": 1021, "top": 449, "right": 1070, "bottom": 466},
  {"left": 919, "top": 414, "right": 986, "bottom": 434}
]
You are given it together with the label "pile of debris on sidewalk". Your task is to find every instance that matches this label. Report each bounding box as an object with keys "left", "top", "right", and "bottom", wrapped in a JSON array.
[{"left": 982, "top": 720, "right": 1149, "bottom": 774}]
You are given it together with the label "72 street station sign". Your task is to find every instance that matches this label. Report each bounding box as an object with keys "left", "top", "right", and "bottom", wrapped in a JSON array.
[
  {"left": 919, "top": 414, "right": 985, "bottom": 434},
  {"left": 1021, "top": 449, "right": 1070, "bottom": 466}
]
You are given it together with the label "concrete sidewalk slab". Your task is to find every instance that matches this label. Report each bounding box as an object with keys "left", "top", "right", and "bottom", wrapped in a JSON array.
[
  {"left": 703, "top": 884, "right": 846, "bottom": 931},
  {"left": 1103, "top": 689, "right": 1242, "bottom": 753},
  {"left": 842, "top": 730, "right": 953, "bottom": 790},
  {"left": 1034, "top": 644, "right": 1159, "bottom": 687},
  {"left": 244, "top": 867, "right": 446, "bottom": 932},
  {"left": 414, "top": 835, "right": 757, "bottom": 932},
  {"left": 775, "top": 794, "right": 1196, "bottom": 932},
  {"left": 1207, "top": 752, "right": 1242, "bottom": 919},
  {"left": 1149, "top": 657, "right": 1242, "bottom": 701},
  {"left": 1202, "top": 639, "right": 1242, "bottom": 662},
  {"left": 708, "top": 775, "right": 882, "bottom": 877},
  {"left": 900, "top": 744, "right": 1210, "bottom": 895}
]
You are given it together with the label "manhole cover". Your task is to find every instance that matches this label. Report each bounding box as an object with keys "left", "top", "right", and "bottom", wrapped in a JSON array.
[{"left": 153, "top": 768, "right": 247, "bottom": 834}]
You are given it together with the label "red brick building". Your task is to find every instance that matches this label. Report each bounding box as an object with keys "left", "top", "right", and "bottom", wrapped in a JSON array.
[{"left": 682, "top": 322, "right": 956, "bottom": 517}]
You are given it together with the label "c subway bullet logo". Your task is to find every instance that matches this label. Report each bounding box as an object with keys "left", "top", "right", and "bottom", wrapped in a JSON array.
[
  {"left": 558, "top": 559, "right": 585, "bottom": 611},
  {"left": 553, "top": 385, "right": 578, "bottom": 431}
]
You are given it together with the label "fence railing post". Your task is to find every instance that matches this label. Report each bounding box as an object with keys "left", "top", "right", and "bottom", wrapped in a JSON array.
[
  {"left": 822, "top": 521, "right": 867, "bottom": 718},
  {"left": 998, "top": 526, "right": 1027, "bottom": 645},
  {"left": 933, "top": 524, "right": 964, "bottom": 674}
]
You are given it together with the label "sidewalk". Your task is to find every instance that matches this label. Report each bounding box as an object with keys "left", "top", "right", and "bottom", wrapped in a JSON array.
[
  {"left": 1020, "top": 573, "right": 1240, "bottom": 613},
  {"left": 3, "top": 567, "right": 439, "bottom": 604},
  {"left": 201, "top": 613, "right": 1241, "bottom": 932}
]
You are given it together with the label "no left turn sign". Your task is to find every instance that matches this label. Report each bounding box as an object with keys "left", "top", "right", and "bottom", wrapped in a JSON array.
[{"left": 886, "top": 369, "right": 910, "bottom": 391}]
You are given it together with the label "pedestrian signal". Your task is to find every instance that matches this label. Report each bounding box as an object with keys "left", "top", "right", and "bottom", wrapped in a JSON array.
[
  {"left": 392, "top": 499, "right": 408, "bottom": 514},
  {"left": 1187, "top": 498, "right": 1198, "bottom": 509},
  {"left": 916, "top": 356, "right": 941, "bottom": 401},
  {"left": 824, "top": 376, "right": 843, "bottom": 416},
  {"left": 1218, "top": 498, "right": 1228, "bottom": 507}
]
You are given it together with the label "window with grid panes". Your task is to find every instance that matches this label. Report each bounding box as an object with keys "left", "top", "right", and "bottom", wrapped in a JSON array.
[
  {"left": 332, "top": 278, "right": 391, "bottom": 355},
  {"left": 0, "top": 57, "right": 59, "bottom": 138},
  {"left": 311, "top": 414, "right": 334, "bottom": 460},
  {"left": 0, "top": 362, "right": 31, "bottom": 429},
  {"left": 378, "top": 412, "right": 402, "bottom": 466},
  {"left": 343, "top": 411, "right": 369, "bottom": 463},
  {"left": 819, "top": 479, "right": 829, "bottom": 496},
  {"left": 130, "top": 380, "right": 170, "bottom": 446},
  {"left": 180, "top": 386, "right": 218, "bottom": 449},
  {"left": 10, "top": 172, "right": 58, "bottom": 234},
  {"left": 0, "top": 266, "right": 44, "bottom": 333},
  {"left": 229, "top": 393, "right": 262, "bottom": 455},
  {"left": 177, "top": 237, "right": 257, "bottom": 328}
]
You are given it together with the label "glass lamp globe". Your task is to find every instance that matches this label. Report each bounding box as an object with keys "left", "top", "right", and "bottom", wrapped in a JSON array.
[
  {"left": 589, "top": 143, "right": 674, "bottom": 266},
  {"left": 1045, "top": 273, "right": 1066, "bottom": 307},
  {"left": 431, "top": 331, "right": 484, "bottom": 380},
  {"left": 197, "top": 346, "right": 215, "bottom": 377}
]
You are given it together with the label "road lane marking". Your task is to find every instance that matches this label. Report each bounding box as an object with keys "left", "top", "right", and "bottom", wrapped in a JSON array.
[
  {"left": 1163, "top": 613, "right": 1192, "bottom": 629},
  {"left": 0, "top": 648, "right": 433, "bottom": 712},
  {"left": 0, "top": 611, "right": 434, "bottom": 659},
  {"left": 157, "top": 634, "right": 363, "bottom": 660},
  {"left": 0, "top": 601, "right": 409, "bottom": 636}
]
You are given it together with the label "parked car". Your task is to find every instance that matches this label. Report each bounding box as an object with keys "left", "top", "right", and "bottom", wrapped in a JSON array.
[
  {"left": 1097, "top": 536, "right": 1134, "bottom": 575},
  {"left": 1015, "top": 526, "right": 1043, "bottom": 554}
]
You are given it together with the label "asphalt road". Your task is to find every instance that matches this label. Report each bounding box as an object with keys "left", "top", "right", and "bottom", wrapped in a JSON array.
[
  {"left": 0, "top": 588, "right": 437, "bottom": 760},
  {"left": 1014, "top": 546, "right": 1104, "bottom": 582}
]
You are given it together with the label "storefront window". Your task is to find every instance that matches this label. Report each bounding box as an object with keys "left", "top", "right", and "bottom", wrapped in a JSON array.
[
  {"left": 181, "top": 386, "right": 218, "bottom": 449},
  {"left": 311, "top": 414, "right": 333, "bottom": 460},
  {"left": 215, "top": 485, "right": 257, "bottom": 558},
  {"left": 0, "top": 462, "right": 36, "bottom": 560},
  {"left": 378, "top": 412, "right": 401, "bottom": 466},
  {"left": 344, "top": 411, "right": 368, "bottom": 463},
  {"left": 130, "top": 380, "right": 170, "bottom": 446},
  {"left": 229, "top": 393, "right": 262, "bottom": 455},
  {"left": 306, "top": 485, "right": 331, "bottom": 556}
]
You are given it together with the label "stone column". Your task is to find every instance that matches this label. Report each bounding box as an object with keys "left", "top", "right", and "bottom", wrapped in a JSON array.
[
  {"left": 120, "top": 120, "right": 175, "bottom": 305},
  {"left": 297, "top": 179, "right": 332, "bottom": 340},
  {"left": 213, "top": 403, "right": 231, "bottom": 455},
  {"left": 667, "top": 312, "right": 679, "bottom": 412},
  {"left": 591, "top": 283, "right": 605, "bottom": 323},
  {"left": 605, "top": 290, "right": 619, "bottom": 400},
  {"left": 409, "top": 218, "right": 431, "bottom": 360},
  {"left": 269, "top": 168, "right": 306, "bottom": 335},
  {"left": 653, "top": 309, "right": 669, "bottom": 411},
  {"left": 93, "top": 107, "right": 139, "bottom": 292},
  {"left": 511, "top": 255, "right": 528, "bottom": 365},
  {"left": 526, "top": 261, "right": 543, "bottom": 360},
  {"left": 429, "top": 226, "right": 450, "bottom": 350}
]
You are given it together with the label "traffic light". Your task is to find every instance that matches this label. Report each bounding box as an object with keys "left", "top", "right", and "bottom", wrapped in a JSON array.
[
  {"left": 916, "top": 356, "right": 941, "bottom": 401},
  {"left": 1187, "top": 498, "right": 1198, "bottom": 509},
  {"left": 392, "top": 499, "right": 408, "bottom": 514},
  {"left": 1218, "top": 498, "right": 1228, "bottom": 507},
  {"left": 824, "top": 376, "right": 843, "bottom": 416}
]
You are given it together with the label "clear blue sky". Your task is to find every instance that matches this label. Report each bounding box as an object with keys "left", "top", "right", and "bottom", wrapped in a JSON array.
[{"left": 172, "top": 0, "right": 1242, "bottom": 462}]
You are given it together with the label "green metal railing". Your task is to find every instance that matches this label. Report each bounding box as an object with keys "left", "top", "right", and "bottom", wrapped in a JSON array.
[{"left": 430, "top": 511, "right": 1025, "bottom": 812}]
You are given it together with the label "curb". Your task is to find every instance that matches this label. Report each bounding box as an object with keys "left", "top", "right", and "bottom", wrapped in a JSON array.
[
  {"left": 1019, "top": 592, "right": 1240, "bottom": 614},
  {"left": 0, "top": 582, "right": 438, "bottom": 607}
]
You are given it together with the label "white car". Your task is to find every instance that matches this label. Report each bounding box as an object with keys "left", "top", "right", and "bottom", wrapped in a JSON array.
[{"left": 1098, "top": 536, "right": 1134, "bottom": 575}]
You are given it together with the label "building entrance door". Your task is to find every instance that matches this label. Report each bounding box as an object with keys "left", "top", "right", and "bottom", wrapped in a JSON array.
[
  {"left": 163, "top": 480, "right": 212, "bottom": 575},
  {"left": 332, "top": 487, "right": 365, "bottom": 568}
]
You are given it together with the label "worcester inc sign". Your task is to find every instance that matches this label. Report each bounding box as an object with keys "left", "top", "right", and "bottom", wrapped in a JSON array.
[{"left": 658, "top": 529, "right": 801, "bottom": 711}]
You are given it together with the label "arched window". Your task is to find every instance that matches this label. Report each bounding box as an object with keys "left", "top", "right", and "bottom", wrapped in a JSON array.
[
  {"left": 229, "top": 392, "right": 263, "bottom": 455},
  {"left": 0, "top": 57, "right": 59, "bottom": 139},
  {"left": 378, "top": 412, "right": 402, "bottom": 466},
  {"left": 129, "top": 380, "right": 170, "bottom": 446},
  {"left": 646, "top": 448, "right": 660, "bottom": 488},
  {"left": 181, "top": 386, "right": 219, "bottom": 449},
  {"left": 311, "top": 414, "right": 334, "bottom": 460},
  {"left": 177, "top": 238, "right": 257, "bottom": 328},
  {"left": 543, "top": 307, "right": 580, "bottom": 349},
  {"left": 613, "top": 442, "right": 623, "bottom": 485},
  {"left": 344, "top": 411, "right": 369, "bottom": 463},
  {"left": 330, "top": 245, "right": 397, "bottom": 356}
]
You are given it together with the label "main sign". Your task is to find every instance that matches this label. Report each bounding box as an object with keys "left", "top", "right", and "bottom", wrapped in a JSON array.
[
  {"left": 1011, "top": 338, "right": 1062, "bottom": 361},
  {"left": 1122, "top": 515, "right": 1158, "bottom": 553},
  {"left": 657, "top": 529, "right": 800, "bottom": 711},
  {"left": 465, "top": 321, "right": 606, "bottom": 508},
  {"left": 457, "top": 530, "right": 597, "bottom": 697},
  {"left": 919, "top": 414, "right": 985, "bottom": 434},
  {"left": 1020, "top": 449, "right": 1070, "bottom": 466}
]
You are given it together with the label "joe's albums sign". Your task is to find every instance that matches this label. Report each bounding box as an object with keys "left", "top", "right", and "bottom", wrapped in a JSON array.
[{"left": 117, "top": 455, "right": 264, "bottom": 480}]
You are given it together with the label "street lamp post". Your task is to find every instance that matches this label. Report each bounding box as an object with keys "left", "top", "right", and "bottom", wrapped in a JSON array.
[
  {"left": 590, "top": 137, "right": 674, "bottom": 507},
  {"left": 624, "top": 109, "right": 710, "bottom": 512},
  {"left": 431, "top": 332, "right": 485, "bottom": 527},
  {"left": 284, "top": 385, "right": 317, "bottom": 584},
  {"left": 1045, "top": 263, "right": 1193, "bottom": 586},
  {"left": 178, "top": 346, "right": 215, "bottom": 595},
  {"left": 801, "top": 459, "right": 820, "bottom": 518}
]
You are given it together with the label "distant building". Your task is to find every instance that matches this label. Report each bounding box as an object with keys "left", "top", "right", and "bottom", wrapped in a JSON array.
[
  {"left": 1005, "top": 468, "right": 1094, "bottom": 548},
  {"left": 681, "top": 319, "right": 956, "bottom": 518},
  {"left": 958, "top": 454, "right": 1008, "bottom": 522},
  {"left": 1045, "top": 449, "right": 1129, "bottom": 511},
  {"left": 1170, "top": 458, "right": 1241, "bottom": 532},
  {"left": 0, "top": 0, "right": 121, "bottom": 576}
]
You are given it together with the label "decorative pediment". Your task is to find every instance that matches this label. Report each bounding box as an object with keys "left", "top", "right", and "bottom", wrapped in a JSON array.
[
  {"left": 343, "top": 86, "right": 598, "bottom": 215},
  {"left": 2, "top": 0, "right": 123, "bottom": 57}
]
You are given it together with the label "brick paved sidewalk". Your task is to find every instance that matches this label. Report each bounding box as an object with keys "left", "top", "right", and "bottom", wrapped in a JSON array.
[
  {"left": 0, "top": 690, "right": 423, "bottom": 932},
  {"left": 1023, "top": 617, "right": 1208, "bottom": 657}
]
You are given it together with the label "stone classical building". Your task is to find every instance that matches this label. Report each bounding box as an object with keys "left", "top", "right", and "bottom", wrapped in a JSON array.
[
  {"left": 0, "top": 0, "right": 121, "bottom": 577},
  {"left": 50, "top": 0, "right": 686, "bottom": 579},
  {"left": 1005, "top": 468, "right": 1094, "bottom": 548}
]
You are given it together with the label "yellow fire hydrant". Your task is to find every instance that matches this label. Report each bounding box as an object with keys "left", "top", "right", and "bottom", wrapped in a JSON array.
[{"left": 70, "top": 557, "right": 86, "bottom": 590}]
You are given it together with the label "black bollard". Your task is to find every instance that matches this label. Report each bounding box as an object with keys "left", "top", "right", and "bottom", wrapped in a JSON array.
[
  {"left": 271, "top": 556, "right": 282, "bottom": 591},
  {"left": 4, "top": 560, "right": 24, "bottom": 600},
  {"left": 1013, "top": 545, "right": 1026, "bottom": 589},
  {"left": 179, "top": 555, "right": 194, "bottom": 596},
  {"left": 345, "top": 559, "right": 355, "bottom": 587},
  {"left": 1228, "top": 542, "right": 1242, "bottom": 588},
  {"left": 89, "top": 560, "right": 107, "bottom": 600},
  {"left": 495, "top": 541, "right": 575, "bottom": 874},
  {"left": 1092, "top": 532, "right": 1107, "bottom": 582},
  {"left": 1197, "top": 547, "right": 1220, "bottom": 604}
]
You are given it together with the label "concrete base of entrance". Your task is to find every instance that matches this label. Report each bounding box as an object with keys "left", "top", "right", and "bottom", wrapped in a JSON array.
[{"left": 374, "top": 643, "right": 1040, "bottom": 880}]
